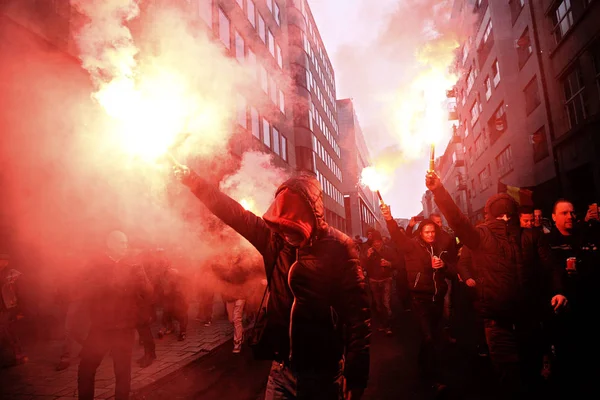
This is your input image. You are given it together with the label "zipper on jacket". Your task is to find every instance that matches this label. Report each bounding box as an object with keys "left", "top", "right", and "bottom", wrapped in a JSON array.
[
  {"left": 430, "top": 245, "right": 439, "bottom": 302},
  {"left": 287, "top": 248, "right": 299, "bottom": 364},
  {"left": 413, "top": 272, "right": 421, "bottom": 288}
]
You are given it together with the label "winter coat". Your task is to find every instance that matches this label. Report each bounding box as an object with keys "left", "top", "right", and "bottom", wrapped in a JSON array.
[
  {"left": 83, "top": 254, "right": 153, "bottom": 330},
  {"left": 182, "top": 172, "right": 371, "bottom": 390},
  {"left": 363, "top": 244, "right": 398, "bottom": 281},
  {"left": 387, "top": 219, "right": 448, "bottom": 302},
  {"left": 433, "top": 186, "right": 563, "bottom": 319}
]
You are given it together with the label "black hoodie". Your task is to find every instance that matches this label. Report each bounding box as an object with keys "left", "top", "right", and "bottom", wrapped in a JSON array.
[{"left": 181, "top": 171, "right": 371, "bottom": 390}]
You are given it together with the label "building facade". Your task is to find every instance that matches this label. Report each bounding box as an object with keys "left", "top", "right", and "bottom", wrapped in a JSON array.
[
  {"left": 449, "top": 0, "right": 560, "bottom": 221},
  {"left": 531, "top": 0, "right": 600, "bottom": 211},
  {"left": 286, "top": 0, "right": 346, "bottom": 231},
  {"left": 337, "top": 98, "right": 387, "bottom": 237}
]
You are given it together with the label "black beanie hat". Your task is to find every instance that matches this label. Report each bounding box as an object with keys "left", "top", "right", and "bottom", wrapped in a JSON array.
[{"left": 485, "top": 193, "right": 518, "bottom": 219}]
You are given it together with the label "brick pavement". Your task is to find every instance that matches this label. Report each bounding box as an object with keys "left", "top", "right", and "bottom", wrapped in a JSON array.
[{"left": 0, "top": 301, "right": 234, "bottom": 400}]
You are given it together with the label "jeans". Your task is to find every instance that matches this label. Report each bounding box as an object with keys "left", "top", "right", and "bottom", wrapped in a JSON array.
[
  {"left": 264, "top": 360, "right": 345, "bottom": 400},
  {"left": 411, "top": 296, "right": 444, "bottom": 383},
  {"left": 225, "top": 299, "right": 246, "bottom": 344},
  {"left": 369, "top": 279, "right": 392, "bottom": 329},
  {"left": 78, "top": 328, "right": 135, "bottom": 400},
  {"left": 60, "top": 300, "right": 88, "bottom": 361}
]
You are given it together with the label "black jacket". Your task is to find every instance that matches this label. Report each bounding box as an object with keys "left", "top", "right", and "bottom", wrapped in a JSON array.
[
  {"left": 183, "top": 172, "right": 370, "bottom": 389},
  {"left": 363, "top": 244, "right": 398, "bottom": 281},
  {"left": 434, "top": 186, "right": 563, "bottom": 319},
  {"left": 387, "top": 219, "right": 449, "bottom": 302}
]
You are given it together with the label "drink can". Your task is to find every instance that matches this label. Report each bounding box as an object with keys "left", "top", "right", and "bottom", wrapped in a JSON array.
[{"left": 566, "top": 257, "right": 577, "bottom": 271}]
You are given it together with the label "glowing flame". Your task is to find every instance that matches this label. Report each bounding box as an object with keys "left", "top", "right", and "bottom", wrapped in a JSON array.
[
  {"left": 240, "top": 198, "right": 255, "bottom": 212},
  {"left": 360, "top": 166, "right": 389, "bottom": 193},
  {"left": 391, "top": 38, "right": 459, "bottom": 159}
]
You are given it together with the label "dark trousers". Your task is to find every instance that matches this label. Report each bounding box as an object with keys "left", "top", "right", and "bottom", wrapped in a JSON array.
[
  {"left": 394, "top": 269, "right": 410, "bottom": 311},
  {"left": 483, "top": 318, "right": 544, "bottom": 399},
  {"left": 196, "top": 290, "right": 214, "bottom": 321},
  {"left": 163, "top": 298, "right": 188, "bottom": 333},
  {"left": 411, "top": 296, "right": 444, "bottom": 383},
  {"left": 78, "top": 327, "right": 135, "bottom": 400},
  {"left": 136, "top": 323, "right": 155, "bottom": 356},
  {"left": 369, "top": 279, "right": 392, "bottom": 329},
  {"left": 264, "top": 360, "right": 345, "bottom": 400}
]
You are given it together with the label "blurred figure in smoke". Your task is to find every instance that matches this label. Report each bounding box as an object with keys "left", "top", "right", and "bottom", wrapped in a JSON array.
[
  {"left": 55, "top": 253, "right": 90, "bottom": 371},
  {"left": 0, "top": 251, "right": 27, "bottom": 368},
  {"left": 174, "top": 166, "right": 370, "bottom": 400},
  {"left": 363, "top": 230, "right": 397, "bottom": 335},
  {"left": 135, "top": 249, "right": 160, "bottom": 368},
  {"left": 156, "top": 254, "right": 189, "bottom": 342},
  {"left": 77, "top": 231, "right": 152, "bottom": 400}
]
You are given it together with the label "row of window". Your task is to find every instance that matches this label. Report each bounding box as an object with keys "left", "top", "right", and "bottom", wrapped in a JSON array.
[
  {"left": 306, "top": 67, "right": 337, "bottom": 134},
  {"left": 316, "top": 169, "right": 344, "bottom": 206},
  {"left": 245, "top": 49, "right": 285, "bottom": 114},
  {"left": 360, "top": 201, "right": 377, "bottom": 228},
  {"left": 309, "top": 102, "right": 340, "bottom": 157},
  {"left": 312, "top": 134, "right": 342, "bottom": 182},
  {"left": 300, "top": 0, "right": 335, "bottom": 91},
  {"left": 237, "top": 97, "right": 288, "bottom": 162}
]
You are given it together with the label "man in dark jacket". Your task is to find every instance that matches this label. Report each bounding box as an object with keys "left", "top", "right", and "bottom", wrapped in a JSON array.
[
  {"left": 77, "top": 231, "right": 152, "bottom": 400},
  {"left": 547, "top": 199, "right": 600, "bottom": 397},
  {"left": 174, "top": 166, "right": 370, "bottom": 400},
  {"left": 363, "top": 230, "right": 397, "bottom": 335},
  {"left": 425, "top": 172, "right": 567, "bottom": 399},
  {"left": 381, "top": 208, "right": 449, "bottom": 394}
]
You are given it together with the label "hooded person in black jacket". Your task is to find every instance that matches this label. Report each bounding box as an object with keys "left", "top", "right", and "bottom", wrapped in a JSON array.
[
  {"left": 425, "top": 171, "right": 567, "bottom": 399},
  {"left": 174, "top": 166, "right": 370, "bottom": 400},
  {"left": 381, "top": 207, "right": 450, "bottom": 394}
]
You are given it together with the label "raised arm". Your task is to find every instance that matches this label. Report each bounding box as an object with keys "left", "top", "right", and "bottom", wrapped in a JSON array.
[
  {"left": 175, "top": 167, "right": 272, "bottom": 256},
  {"left": 426, "top": 172, "right": 482, "bottom": 250},
  {"left": 380, "top": 204, "right": 415, "bottom": 252}
]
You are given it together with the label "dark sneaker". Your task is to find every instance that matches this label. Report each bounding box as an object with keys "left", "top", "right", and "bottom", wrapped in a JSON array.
[
  {"left": 477, "top": 344, "right": 489, "bottom": 357},
  {"left": 138, "top": 354, "right": 157, "bottom": 368},
  {"left": 203, "top": 320, "right": 212, "bottom": 327},
  {"left": 233, "top": 340, "right": 242, "bottom": 354},
  {"left": 385, "top": 328, "right": 393, "bottom": 336},
  {"left": 178, "top": 332, "right": 186, "bottom": 341}
]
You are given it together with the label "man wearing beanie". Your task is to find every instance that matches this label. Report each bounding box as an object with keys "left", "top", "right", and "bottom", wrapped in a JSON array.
[
  {"left": 425, "top": 172, "right": 567, "bottom": 399},
  {"left": 174, "top": 165, "right": 370, "bottom": 400}
]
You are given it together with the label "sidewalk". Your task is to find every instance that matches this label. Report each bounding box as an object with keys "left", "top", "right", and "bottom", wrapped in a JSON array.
[{"left": 0, "top": 301, "right": 234, "bottom": 400}]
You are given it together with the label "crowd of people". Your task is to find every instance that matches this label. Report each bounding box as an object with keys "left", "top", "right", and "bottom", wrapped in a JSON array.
[{"left": 2, "top": 164, "right": 599, "bottom": 400}]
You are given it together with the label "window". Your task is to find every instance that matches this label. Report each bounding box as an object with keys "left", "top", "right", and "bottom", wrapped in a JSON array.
[
  {"left": 509, "top": 0, "right": 524, "bottom": 24},
  {"left": 278, "top": 89, "right": 285, "bottom": 114},
  {"left": 247, "top": 0, "right": 256, "bottom": 27},
  {"left": 268, "top": 30, "right": 275, "bottom": 57},
  {"left": 272, "top": 127, "right": 280, "bottom": 155},
  {"left": 461, "top": 44, "right": 469, "bottom": 65},
  {"left": 236, "top": 95, "right": 247, "bottom": 128},
  {"left": 262, "top": 118, "right": 271, "bottom": 148},
  {"left": 524, "top": 77, "right": 541, "bottom": 115},
  {"left": 496, "top": 146, "right": 513, "bottom": 177},
  {"left": 531, "top": 126, "right": 550, "bottom": 163},
  {"left": 475, "top": 134, "right": 486, "bottom": 159},
  {"left": 250, "top": 107, "right": 260, "bottom": 139},
  {"left": 470, "top": 179, "right": 476, "bottom": 198},
  {"left": 552, "top": 0, "right": 573, "bottom": 43},
  {"left": 470, "top": 100, "right": 480, "bottom": 125},
  {"left": 274, "top": 2, "right": 281, "bottom": 26},
  {"left": 199, "top": 0, "right": 212, "bottom": 26},
  {"left": 517, "top": 28, "right": 532, "bottom": 69},
  {"left": 276, "top": 44, "right": 283, "bottom": 68},
  {"left": 466, "top": 68, "right": 476, "bottom": 94},
  {"left": 492, "top": 59, "right": 501, "bottom": 87},
  {"left": 478, "top": 19, "right": 494, "bottom": 65},
  {"left": 258, "top": 14, "right": 266, "bottom": 43},
  {"left": 482, "top": 20, "right": 493, "bottom": 43},
  {"left": 592, "top": 46, "right": 600, "bottom": 102},
  {"left": 260, "top": 64, "right": 268, "bottom": 93},
  {"left": 235, "top": 0, "right": 243, "bottom": 8},
  {"left": 478, "top": 164, "right": 492, "bottom": 191},
  {"left": 235, "top": 31, "right": 244, "bottom": 62},
  {"left": 488, "top": 102, "right": 507, "bottom": 144},
  {"left": 218, "top": 8, "right": 230, "bottom": 49},
  {"left": 281, "top": 135, "right": 288, "bottom": 162},
  {"left": 267, "top": 0, "right": 272, "bottom": 12},
  {"left": 562, "top": 66, "right": 587, "bottom": 128},
  {"left": 485, "top": 76, "right": 492, "bottom": 100}
]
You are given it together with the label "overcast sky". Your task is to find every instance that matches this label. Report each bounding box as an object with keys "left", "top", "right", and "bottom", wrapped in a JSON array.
[{"left": 309, "top": 0, "right": 449, "bottom": 219}]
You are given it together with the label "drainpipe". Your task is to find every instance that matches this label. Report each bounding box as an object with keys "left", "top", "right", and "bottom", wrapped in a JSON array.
[{"left": 528, "top": 0, "right": 563, "bottom": 196}]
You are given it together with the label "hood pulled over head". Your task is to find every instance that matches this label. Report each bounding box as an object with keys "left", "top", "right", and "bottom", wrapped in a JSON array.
[{"left": 263, "top": 174, "right": 327, "bottom": 242}]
